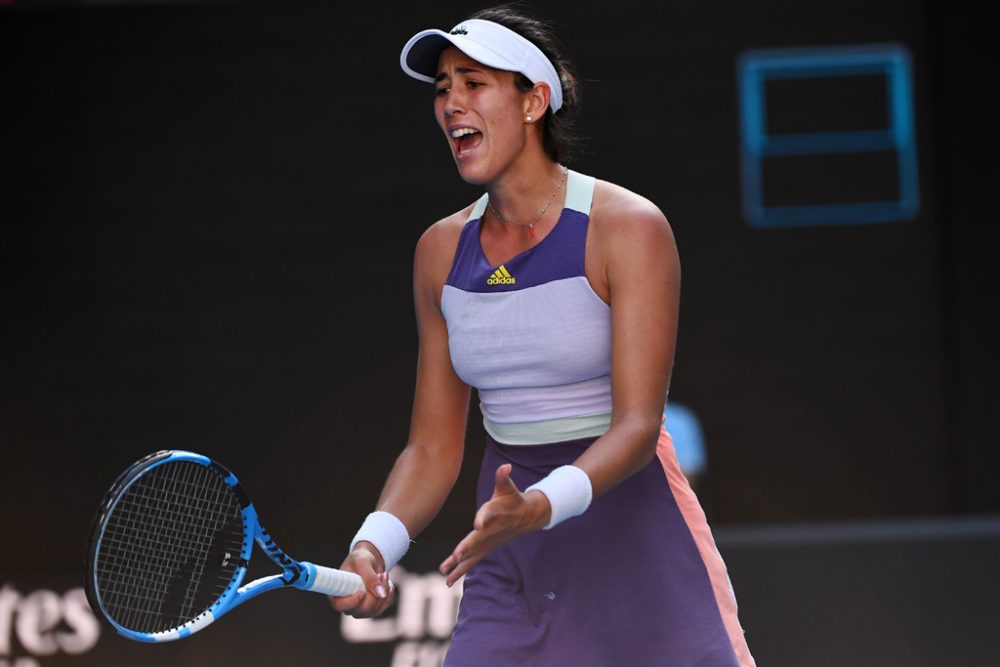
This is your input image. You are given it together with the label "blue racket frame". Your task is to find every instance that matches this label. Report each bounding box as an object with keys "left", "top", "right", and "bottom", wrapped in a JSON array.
[{"left": 87, "top": 450, "right": 339, "bottom": 643}]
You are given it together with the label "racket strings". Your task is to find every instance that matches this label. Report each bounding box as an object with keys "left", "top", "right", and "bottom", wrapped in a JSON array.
[
  {"left": 105, "top": 463, "right": 241, "bottom": 631},
  {"left": 95, "top": 461, "right": 245, "bottom": 633}
]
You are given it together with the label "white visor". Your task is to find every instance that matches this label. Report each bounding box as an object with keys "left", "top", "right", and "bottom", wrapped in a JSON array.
[{"left": 400, "top": 18, "right": 564, "bottom": 113}]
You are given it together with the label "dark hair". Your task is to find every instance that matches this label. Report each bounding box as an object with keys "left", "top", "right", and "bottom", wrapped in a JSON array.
[{"left": 465, "top": 3, "right": 583, "bottom": 163}]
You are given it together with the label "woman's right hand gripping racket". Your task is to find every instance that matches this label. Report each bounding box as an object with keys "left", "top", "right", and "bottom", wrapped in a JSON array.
[{"left": 84, "top": 450, "right": 365, "bottom": 642}]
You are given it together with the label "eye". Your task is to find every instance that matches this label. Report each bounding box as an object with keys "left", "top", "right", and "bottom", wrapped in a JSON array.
[
  {"left": 467, "top": 81, "right": 483, "bottom": 89},
  {"left": 435, "top": 86, "right": 449, "bottom": 97}
]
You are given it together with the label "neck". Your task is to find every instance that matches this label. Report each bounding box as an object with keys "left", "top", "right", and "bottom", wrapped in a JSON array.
[{"left": 486, "top": 160, "right": 567, "bottom": 228}]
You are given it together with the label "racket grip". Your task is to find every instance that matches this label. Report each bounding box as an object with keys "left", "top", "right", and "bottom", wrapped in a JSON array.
[{"left": 299, "top": 562, "right": 365, "bottom": 596}]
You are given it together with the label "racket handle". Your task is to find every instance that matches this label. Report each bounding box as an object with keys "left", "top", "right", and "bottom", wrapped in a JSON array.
[{"left": 299, "top": 562, "right": 365, "bottom": 596}]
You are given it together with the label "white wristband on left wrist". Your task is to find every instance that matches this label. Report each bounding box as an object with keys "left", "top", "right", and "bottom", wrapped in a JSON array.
[{"left": 526, "top": 465, "right": 593, "bottom": 530}]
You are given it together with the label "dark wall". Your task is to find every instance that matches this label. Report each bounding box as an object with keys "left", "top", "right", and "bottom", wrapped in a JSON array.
[
  {"left": 927, "top": 0, "right": 1000, "bottom": 512},
  {"left": 1, "top": 0, "right": 998, "bottom": 665}
]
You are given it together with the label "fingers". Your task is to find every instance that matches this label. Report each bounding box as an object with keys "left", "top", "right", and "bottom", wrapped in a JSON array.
[
  {"left": 438, "top": 533, "right": 470, "bottom": 582},
  {"left": 329, "top": 548, "right": 396, "bottom": 618},
  {"left": 440, "top": 465, "right": 545, "bottom": 588},
  {"left": 439, "top": 526, "right": 489, "bottom": 587},
  {"left": 363, "top": 565, "right": 390, "bottom": 601},
  {"left": 330, "top": 571, "right": 396, "bottom": 618},
  {"left": 446, "top": 467, "right": 530, "bottom": 580},
  {"left": 443, "top": 550, "right": 480, "bottom": 587},
  {"left": 472, "top": 465, "right": 517, "bottom": 531},
  {"left": 329, "top": 588, "right": 366, "bottom": 613},
  {"left": 493, "top": 463, "right": 518, "bottom": 496},
  {"left": 438, "top": 539, "right": 462, "bottom": 578},
  {"left": 439, "top": 542, "right": 478, "bottom": 588}
]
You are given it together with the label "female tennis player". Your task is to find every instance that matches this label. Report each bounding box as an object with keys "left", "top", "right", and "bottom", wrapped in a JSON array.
[{"left": 332, "top": 6, "right": 755, "bottom": 666}]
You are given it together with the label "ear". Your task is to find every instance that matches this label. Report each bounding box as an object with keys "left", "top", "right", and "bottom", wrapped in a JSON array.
[{"left": 523, "top": 81, "right": 551, "bottom": 123}]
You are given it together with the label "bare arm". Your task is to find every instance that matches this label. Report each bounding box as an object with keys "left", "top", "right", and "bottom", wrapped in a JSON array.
[
  {"left": 374, "top": 222, "right": 471, "bottom": 535},
  {"left": 438, "top": 185, "right": 680, "bottom": 585},
  {"left": 573, "top": 187, "right": 679, "bottom": 495},
  {"left": 332, "top": 218, "right": 471, "bottom": 615}
]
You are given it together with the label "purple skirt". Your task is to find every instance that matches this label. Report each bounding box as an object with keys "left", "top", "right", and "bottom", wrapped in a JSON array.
[{"left": 443, "top": 434, "right": 750, "bottom": 667}]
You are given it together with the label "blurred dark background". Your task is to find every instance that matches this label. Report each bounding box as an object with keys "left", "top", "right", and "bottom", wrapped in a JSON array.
[{"left": 1, "top": 1, "right": 997, "bottom": 665}]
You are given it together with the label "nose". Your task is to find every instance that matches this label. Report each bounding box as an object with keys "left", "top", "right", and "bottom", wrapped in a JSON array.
[{"left": 443, "top": 88, "right": 466, "bottom": 117}]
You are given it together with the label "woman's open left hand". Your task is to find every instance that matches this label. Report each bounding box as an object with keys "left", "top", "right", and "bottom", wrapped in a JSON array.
[{"left": 439, "top": 463, "right": 551, "bottom": 586}]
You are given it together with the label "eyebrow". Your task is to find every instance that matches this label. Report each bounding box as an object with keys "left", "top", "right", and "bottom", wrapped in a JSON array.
[{"left": 435, "top": 66, "right": 486, "bottom": 82}]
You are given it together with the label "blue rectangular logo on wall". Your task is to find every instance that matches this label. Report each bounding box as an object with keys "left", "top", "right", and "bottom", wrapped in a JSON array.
[{"left": 737, "top": 43, "right": 919, "bottom": 228}]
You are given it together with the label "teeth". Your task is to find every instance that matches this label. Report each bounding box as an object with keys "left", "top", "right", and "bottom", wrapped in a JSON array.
[{"left": 450, "top": 128, "right": 480, "bottom": 138}]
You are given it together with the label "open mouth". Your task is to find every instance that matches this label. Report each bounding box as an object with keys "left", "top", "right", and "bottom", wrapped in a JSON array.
[{"left": 451, "top": 127, "right": 483, "bottom": 157}]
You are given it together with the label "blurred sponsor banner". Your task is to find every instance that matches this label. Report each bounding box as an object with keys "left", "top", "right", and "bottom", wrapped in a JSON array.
[{"left": 2, "top": 565, "right": 459, "bottom": 667}]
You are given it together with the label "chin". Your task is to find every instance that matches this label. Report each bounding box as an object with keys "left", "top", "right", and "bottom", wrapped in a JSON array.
[{"left": 453, "top": 159, "right": 491, "bottom": 186}]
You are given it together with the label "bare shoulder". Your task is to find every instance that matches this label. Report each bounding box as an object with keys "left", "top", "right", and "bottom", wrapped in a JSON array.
[
  {"left": 589, "top": 179, "right": 676, "bottom": 253},
  {"left": 414, "top": 202, "right": 477, "bottom": 300},
  {"left": 415, "top": 203, "right": 473, "bottom": 262}
]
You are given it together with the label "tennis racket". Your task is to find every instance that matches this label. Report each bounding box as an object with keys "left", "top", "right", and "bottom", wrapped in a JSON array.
[{"left": 84, "top": 449, "right": 364, "bottom": 642}]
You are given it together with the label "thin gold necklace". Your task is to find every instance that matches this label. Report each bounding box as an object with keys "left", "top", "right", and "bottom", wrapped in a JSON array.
[{"left": 487, "top": 166, "right": 568, "bottom": 238}]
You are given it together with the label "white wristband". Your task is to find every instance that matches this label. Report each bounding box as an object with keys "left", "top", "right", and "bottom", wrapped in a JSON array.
[
  {"left": 350, "top": 511, "right": 411, "bottom": 571},
  {"left": 525, "top": 465, "right": 593, "bottom": 529}
]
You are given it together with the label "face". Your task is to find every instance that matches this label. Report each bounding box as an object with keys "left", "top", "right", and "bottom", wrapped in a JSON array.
[{"left": 434, "top": 46, "right": 530, "bottom": 184}]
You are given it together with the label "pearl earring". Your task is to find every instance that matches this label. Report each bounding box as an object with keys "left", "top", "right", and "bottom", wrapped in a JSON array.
[{"left": 526, "top": 115, "right": 533, "bottom": 122}]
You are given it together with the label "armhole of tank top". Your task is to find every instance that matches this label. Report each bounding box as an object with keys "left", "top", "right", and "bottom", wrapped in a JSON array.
[{"left": 568, "top": 171, "right": 608, "bottom": 306}]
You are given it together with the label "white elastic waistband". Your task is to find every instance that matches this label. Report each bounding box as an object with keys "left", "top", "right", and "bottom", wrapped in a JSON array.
[{"left": 483, "top": 411, "right": 612, "bottom": 445}]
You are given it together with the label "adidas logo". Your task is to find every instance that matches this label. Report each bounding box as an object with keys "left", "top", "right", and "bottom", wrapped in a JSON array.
[{"left": 486, "top": 265, "right": 516, "bottom": 286}]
